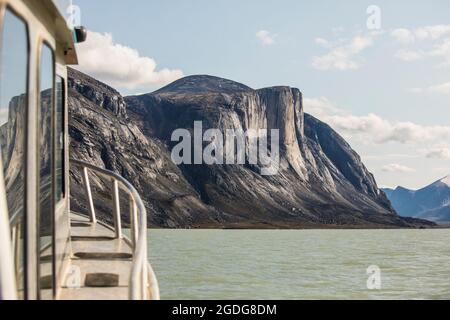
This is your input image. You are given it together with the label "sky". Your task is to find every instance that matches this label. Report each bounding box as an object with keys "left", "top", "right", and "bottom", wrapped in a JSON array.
[{"left": 72, "top": 0, "right": 450, "bottom": 190}]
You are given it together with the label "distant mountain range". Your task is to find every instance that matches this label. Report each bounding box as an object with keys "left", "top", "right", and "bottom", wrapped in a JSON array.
[
  {"left": 67, "top": 68, "right": 433, "bottom": 228},
  {"left": 383, "top": 176, "right": 450, "bottom": 223}
]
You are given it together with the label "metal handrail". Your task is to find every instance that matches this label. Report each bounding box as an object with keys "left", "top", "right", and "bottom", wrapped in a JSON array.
[
  {"left": 69, "top": 158, "right": 159, "bottom": 300},
  {"left": 9, "top": 208, "right": 24, "bottom": 229}
]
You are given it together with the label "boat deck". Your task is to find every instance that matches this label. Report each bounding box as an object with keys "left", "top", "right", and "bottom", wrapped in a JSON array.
[{"left": 59, "top": 213, "right": 133, "bottom": 300}]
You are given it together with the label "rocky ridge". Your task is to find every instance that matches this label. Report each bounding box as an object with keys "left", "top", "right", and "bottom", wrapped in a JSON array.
[{"left": 69, "top": 69, "right": 433, "bottom": 228}]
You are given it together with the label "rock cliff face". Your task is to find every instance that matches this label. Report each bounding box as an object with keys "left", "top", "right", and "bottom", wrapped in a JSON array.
[
  {"left": 68, "top": 69, "right": 225, "bottom": 227},
  {"left": 0, "top": 93, "right": 27, "bottom": 218},
  {"left": 69, "top": 70, "right": 433, "bottom": 228}
]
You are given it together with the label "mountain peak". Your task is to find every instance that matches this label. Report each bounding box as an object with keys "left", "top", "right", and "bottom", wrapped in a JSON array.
[
  {"left": 154, "top": 75, "right": 253, "bottom": 94},
  {"left": 438, "top": 175, "right": 450, "bottom": 187},
  {"left": 384, "top": 174, "right": 450, "bottom": 223},
  {"left": 395, "top": 186, "right": 413, "bottom": 192}
]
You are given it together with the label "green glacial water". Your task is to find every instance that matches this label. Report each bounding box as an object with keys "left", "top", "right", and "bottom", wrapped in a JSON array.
[{"left": 147, "top": 229, "right": 450, "bottom": 300}]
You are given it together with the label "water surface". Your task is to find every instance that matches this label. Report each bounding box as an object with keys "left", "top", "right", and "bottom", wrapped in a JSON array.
[{"left": 147, "top": 229, "right": 450, "bottom": 299}]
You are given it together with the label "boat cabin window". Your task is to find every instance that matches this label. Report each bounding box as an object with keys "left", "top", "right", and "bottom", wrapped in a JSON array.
[
  {"left": 38, "top": 43, "right": 55, "bottom": 299},
  {"left": 0, "top": 8, "right": 28, "bottom": 300}
]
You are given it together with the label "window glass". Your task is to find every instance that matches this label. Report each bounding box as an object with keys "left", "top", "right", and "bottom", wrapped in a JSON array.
[
  {"left": 0, "top": 9, "right": 28, "bottom": 300},
  {"left": 38, "top": 44, "right": 54, "bottom": 299},
  {"left": 55, "top": 76, "right": 64, "bottom": 202}
]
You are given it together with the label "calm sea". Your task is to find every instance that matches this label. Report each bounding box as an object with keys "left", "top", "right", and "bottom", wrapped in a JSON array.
[{"left": 147, "top": 229, "right": 450, "bottom": 300}]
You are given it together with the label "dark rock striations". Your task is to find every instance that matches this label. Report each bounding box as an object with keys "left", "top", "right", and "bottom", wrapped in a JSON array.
[{"left": 69, "top": 69, "right": 433, "bottom": 228}]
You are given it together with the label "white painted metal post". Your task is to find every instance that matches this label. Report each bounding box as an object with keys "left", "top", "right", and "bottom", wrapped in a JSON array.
[
  {"left": 112, "top": 179, "right": 122, "bottom": 239},
  {"left": 129, "top": 195, "right": 138, "bottom": 248},
  {"left": 13, "top": 225, "right": 20, "bottom": 278},
  {"left": 0, "top": 155, "right": 18, "bottom": 299},
  {"left": 147, "top": 264, "right": 160, "bottom": 300},
  {"left": 142, "top": 260, "right": 148, "bottom": 300},
  {"left": 82, "top": 167, "right": 96, "bottom": 223}
]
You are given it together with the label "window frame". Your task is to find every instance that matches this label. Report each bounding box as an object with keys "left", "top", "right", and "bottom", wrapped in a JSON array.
[
  {"left": 36, "top": 39, "right": 56, "bottom": 300},
  {"left": 0, "top": 3, "right": 31, "bottom": 300},
  {"left": 54, "top": 74, "right": 65, "bottom": 205}
]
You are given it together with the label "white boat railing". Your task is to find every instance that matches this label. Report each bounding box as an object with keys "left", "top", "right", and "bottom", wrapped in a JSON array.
[{"left": 69, "top": 159, "right": 159, "bottom": 300}]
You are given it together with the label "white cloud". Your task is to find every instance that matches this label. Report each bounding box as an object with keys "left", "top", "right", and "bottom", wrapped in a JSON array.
[
  {"left": 312, "top": 35, "right": 373, "bottom": 71},
  {"left": 256, "top": 30, "right": 276, "bottom": 46},
  {"left": 429, "top": 82, "right": 450, "bottom": 93},
  {"left": 409, "top": 82, "right": 450, "bottom": 94},
  {"left": 395, "top": 50, "right": 424, "bottom": 61},
  {"left": 75, "top": 31, "right": 183, "bottom": 92},
  {"left": 303, "top": 97, "right": 343, "bottom": 119},
  {"left": 391, "top": 25, "right": 450, "bottom": 44},
  {"left": 391, "top": 25, "right": 450, "bottom": 66},
  {"left": 328, "top": 114, "right": 450, "bottom": 144},
  {"left": 381, "top": 163, "right": 416, "bottom": 173},
  {"left": 314, "top": 37, "right": 331, "bottom": 48},
  {"left": 415, "top": 25, "right": 450, "bottom": 41},
  {"left": 395, "top": 39, "right": 450, "bottom": 66},
  {"left": 426, "top": 147, "right": 450, "bottom": 160},
  {"left": 429, "top": 39, "right": 450, "bottom": 66},
  {"left": 363, "top": 154, "right": 419, "bottom": 160},
  {"left": 303, "top": 97, "right": 450, "bottom": 145},
  {"left": 391, "top": 28, "right": 415, "bottom": 44}
]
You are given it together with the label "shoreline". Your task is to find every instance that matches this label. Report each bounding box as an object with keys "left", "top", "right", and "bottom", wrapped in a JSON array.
[{"left": 148, "top": 224, "right": 447, "bottom": 231}]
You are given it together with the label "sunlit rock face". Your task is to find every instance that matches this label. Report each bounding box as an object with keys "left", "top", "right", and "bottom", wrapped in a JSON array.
[
  {"left": 69, "top": 69, "right": 433, "bottom": 228},
  {"left": 0, "top": 93, "right": 26, "bottom": 219}
]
